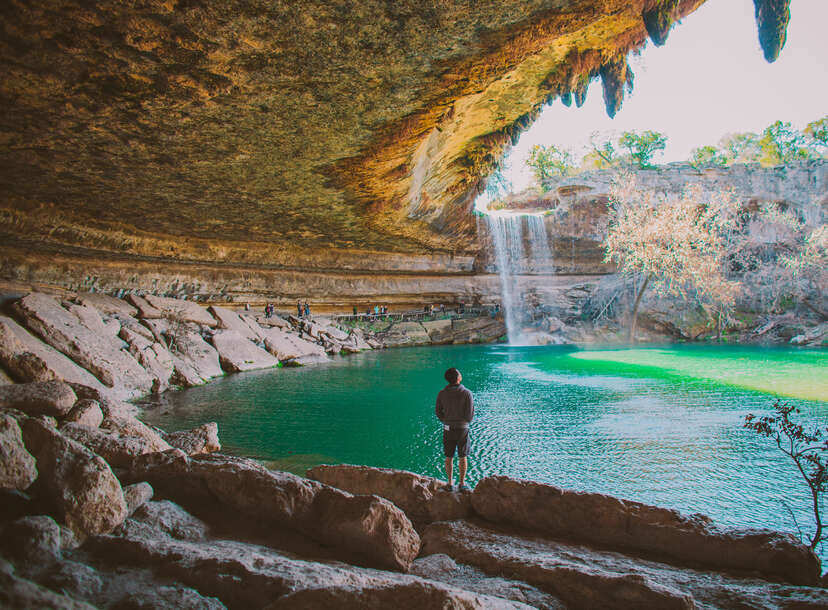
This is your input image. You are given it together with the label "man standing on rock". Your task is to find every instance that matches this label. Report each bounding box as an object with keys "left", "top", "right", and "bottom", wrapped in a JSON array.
[{"left": 435, "top": 367, "right": 474, "bottom": 492}]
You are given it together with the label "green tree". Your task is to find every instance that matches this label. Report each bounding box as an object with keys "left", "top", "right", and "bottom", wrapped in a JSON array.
[
  {"left": 804, "top": 115, "right": 828, "bottom": 157},
  {"left": 618, "top": 130, "right": 667, "bottom": 168},
  {"left": 718, "top": 132, "right": 762, "bottom": 164},
  {"left": 582, "top": 132, "right": 617, "bottom": 169},
  {"left": 527, "top": 144, "right": 575, "bottom": 190},
  {"left": 758, "top": 120, "right": 813, "bottom": 165},
  {"left": 690, "top": 145, "right": 727, "bottom": 169}
]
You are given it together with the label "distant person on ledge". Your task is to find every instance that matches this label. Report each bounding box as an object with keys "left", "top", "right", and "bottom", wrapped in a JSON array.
[{"left": 435, "top": 367, "right": 474, "bottom": 492}]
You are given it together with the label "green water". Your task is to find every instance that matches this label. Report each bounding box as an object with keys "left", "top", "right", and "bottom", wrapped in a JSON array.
[{"left": 141, "top": 344, "right": 828, "bottom": 558}]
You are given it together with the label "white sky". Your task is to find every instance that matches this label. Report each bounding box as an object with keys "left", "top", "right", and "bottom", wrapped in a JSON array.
[{"left": 501, "top": 0, "right": 828, "bottom": 192}]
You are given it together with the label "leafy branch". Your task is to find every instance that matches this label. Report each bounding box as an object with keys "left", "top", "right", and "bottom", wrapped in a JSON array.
[{"left": 745, "top": 401, "right": 828, "bottom": 549}]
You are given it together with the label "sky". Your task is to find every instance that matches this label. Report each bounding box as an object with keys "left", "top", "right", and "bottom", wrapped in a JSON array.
[{"left": 500, "top": 0, "right": 828, "bottom": 192}]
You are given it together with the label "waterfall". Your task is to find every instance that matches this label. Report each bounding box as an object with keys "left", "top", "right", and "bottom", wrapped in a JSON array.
[
  {"left": 486, "top": 212, "right": 554, "bottom": 344},
  {"left": 526, "top": 214, "right": 552, "bottom": 273}
]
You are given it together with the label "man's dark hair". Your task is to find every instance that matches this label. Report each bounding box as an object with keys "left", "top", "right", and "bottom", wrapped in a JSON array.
[{"left": 444, "top": 367, "right": 461, "bottom": 384}]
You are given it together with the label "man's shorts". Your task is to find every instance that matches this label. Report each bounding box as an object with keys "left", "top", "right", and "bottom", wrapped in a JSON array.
[{"left": 443, "top": 426, "right": 470, "bottom": 458}]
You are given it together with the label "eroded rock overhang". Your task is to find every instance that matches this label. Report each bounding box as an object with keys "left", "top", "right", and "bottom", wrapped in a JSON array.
[{"left": 0, "top": 0, "right": 789, "bottom": 299}]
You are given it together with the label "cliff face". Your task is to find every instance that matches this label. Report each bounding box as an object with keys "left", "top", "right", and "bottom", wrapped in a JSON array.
[{"left": 0, "top": 0, "right": 715, "bottom": 303}]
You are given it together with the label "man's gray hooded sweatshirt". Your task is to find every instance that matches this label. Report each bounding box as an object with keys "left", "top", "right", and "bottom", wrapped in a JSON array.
[{"left": 435, "top": 383, "right": 474, "bottom": 429}]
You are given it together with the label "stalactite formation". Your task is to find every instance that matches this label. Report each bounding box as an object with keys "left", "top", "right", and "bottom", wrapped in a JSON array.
[
  {"left": 752, "top": 0, "right": 792, "bottom": 63},
  {"left": 642, "top": 0, "right": 680, "bottom": 46},
  {"left": 599, "top": 56, "right": 634, "bottom": 119}
]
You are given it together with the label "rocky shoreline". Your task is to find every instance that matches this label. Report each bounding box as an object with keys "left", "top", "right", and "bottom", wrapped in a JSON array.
[
  {"left": 2, "top": 289, "right": 827, "bottom": 608},
  {"left": 2, "top": 391, "right": 827, "bottom": 608}
]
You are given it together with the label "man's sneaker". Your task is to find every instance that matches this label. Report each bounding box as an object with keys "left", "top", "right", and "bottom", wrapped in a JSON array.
[
  {"left": 458, "top": 483, "right": 471, "bottom": 493},
  {"left": 442, "top": 483, "right": 455, "bottom": 492}
]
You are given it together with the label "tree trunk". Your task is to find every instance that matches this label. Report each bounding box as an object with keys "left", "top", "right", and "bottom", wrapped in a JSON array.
[{"left": 628, "top": 273, "right": 651, "bottom": 343}]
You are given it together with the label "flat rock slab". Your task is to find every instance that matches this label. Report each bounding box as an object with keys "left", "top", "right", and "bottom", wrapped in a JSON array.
[
  {"left": 261, "top": 327, "right": 328, "bottom": 364},
  {"left": 308, "top": 464, "right": 471, "bottom": 523},
  {"left": 75, "top": 292, "right": 138, "bottom": 317},
  {"left": 143, "top": 295, "right": 217, "bottom": 327},
  {"left": 420, "top": 520, "right": 828, "bottom": 610},
  {"left": 471, "top": 476, "right": 820, "bottom": 585},
  {"left": 0, "top": 315, "right": 109, "bottom": 394},
  {"left": 210, "top": 329, "right": 279, "bottom": 372},
  {"left": 12, "top": 294, "right": 153, "bottom": 399},
  {"left": 128, "top": 451, "right": 419, "bottom": 571},
  {"left": 125, "top": 295, "right": 163, "bottom": 319},
  {"left": 208, "top": 306, "right": 262, "bottom": 342},
  {"left": 0, "top": 413, "right": 38, "bottom": 490},
  {"left": 86, "top": 515, "right": 528, "bottom": 610},
  {"left": 0, "top": 381, "right": 76, "bottom": 418},
  {"left": 410, "top": 553, "right": 563, "bottom": 610}
]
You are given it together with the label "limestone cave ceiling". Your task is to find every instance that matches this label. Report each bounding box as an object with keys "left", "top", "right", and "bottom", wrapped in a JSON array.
[{"left": 0, "top": 0, "right": 789, "bottom": 266}]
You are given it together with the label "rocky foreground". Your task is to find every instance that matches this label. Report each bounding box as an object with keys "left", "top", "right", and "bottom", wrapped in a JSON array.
[{"left": 1, "top": 380, "right": 827, "bottom": 608}]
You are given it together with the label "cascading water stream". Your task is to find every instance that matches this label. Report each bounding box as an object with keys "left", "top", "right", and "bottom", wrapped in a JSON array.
[{"left": 486, "top": 212, "right": 554, "bottom": 344}]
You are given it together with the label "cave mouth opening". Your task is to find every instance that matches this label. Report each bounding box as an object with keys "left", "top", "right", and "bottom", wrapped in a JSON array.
[{"left": 472, "top": 0, "right": 820, "bottom": 217}]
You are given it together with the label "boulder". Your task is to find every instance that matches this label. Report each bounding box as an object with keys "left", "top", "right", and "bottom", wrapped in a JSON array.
[
  {"left": 12, "top": 294, "right": 154, "bottom": 399},
  {"left": 144, "top": 319, "right": 223, "bottom": 381},
  {"left": 132, "top": 500, "right": 209, "bottom": 541},
  {"left": 261, "top": 327, "right": 328, "bottom": 364},
  {"left": 39, "top": 560, "right": 103, "bottom": 599},
  {"left": 100, "top": 414, "right": 171, "bottom": 453},
  {"left": 75, "top": 292, "right": 138, "bottom": 317},
  {"left": 0, "top": 515, "right": 62, "bottom": 571},
  {"left": 208, "top": 306, "right": 263, "bottom": 342},
  {"left": 0, "top": 380, "right": 76, "bottom": 418},
  {"left": 123, "top": 482, "right": 154, "bottom": 517},
  {"left": 0, "top": 368, "right": 12, "bottom": 385},
  {"left": 60, "top": 423, "right": 163, "bottom": 469},
  {"left": 143, "top": 294, "right": 217, "bottom": 327},
  {"left": 0, "top": 413, "right": 37, "bottom": 490},
  {"left": 0, "top": 568, "right": 95, "bottom": 609},
  {"left": 63, "top": 399, "right": 104, "bottom": 428},
  {"left": 210, "top": 329, "right": 280, "bottom": 372},
  {"left": 471, "top": 476, "right": 821, "bottom": 586},
  {"left": 307, "top": 464, "right": 471, "bottom": 523},
  {"left": 125, "top": 294, "right": 164, "bottom": 318},
  {"left": 128, "top": 451, "right": 420, "bottom": 571},
  {"left": 68, "top": 383, "right": 139, "bottom": 419},
  {"left": 421, "top": 519, "right": 828, "bottom": 610},
  {"left": 119, "top": 325, "right": 175, "bottom": 393},
  {"left": 165, "top": 422, "right": 221, "bottom": 456},
  {"left": 20, "top": 418, "right": 128, "bottom": 537}
]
